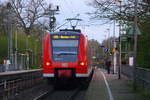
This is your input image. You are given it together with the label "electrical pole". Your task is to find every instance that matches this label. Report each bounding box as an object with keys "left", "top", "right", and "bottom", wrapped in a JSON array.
[
  {"left": 133, "top": 0, "right": 138, "bottom": 90},
  {"left": 6, "top": 3, "right": 13, "bottom": 70},
  {"left": 15, "top": 28, "right": 18, "bottom": 70},
  {"left": 47, "top": 5, "right": 59, "bottom": 32},
  {"left": 118, "top": 0, "right": 122, "bottom": 79},
  {"left": 107, "top": 28, "right": 110, "bottom": 51},
  {"left": 113, "top": 20, "right": 117, "bottom": 74}
]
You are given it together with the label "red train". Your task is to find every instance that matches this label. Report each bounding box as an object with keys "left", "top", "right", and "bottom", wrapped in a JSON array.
[{"left": 43, "top": 29, "right": 93, "bottom": 83}]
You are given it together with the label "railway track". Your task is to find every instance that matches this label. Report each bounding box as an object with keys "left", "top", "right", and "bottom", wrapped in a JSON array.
[
  {"left": 33, "top": 89, "right": 55, "bottom": 100},
  {"left": 33, "top": 74, "right": 92, "bottom": 100},
  {"left": 34, "top": 86, "right": 84, "bottom": 100},
  {"left": 66, "top": 88, "right": 81, "bottom": 100}
]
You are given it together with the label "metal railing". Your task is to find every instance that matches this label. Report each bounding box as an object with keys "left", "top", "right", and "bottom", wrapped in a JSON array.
[
  {"left": 0, "top": 64, "right": 5, "bottom": 72},
  {"left": 122, "top": 65, "right": 150, "bottom": 91},
  {"left": 122, "top": 65, "right": 134, "bottom": 79},
  {"left": 0, "top": 69, "right": 43, "bottom": 100}
]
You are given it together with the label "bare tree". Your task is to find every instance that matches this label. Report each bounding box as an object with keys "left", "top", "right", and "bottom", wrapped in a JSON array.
[
  {"left": 0, "top": 2, "right": 16, "bottom": 35},
  {"left": 88, "top": 0, "right": 150, "bottom": 23},
  {"left": 8, "top": 0, "right": 50, "bottom": 35},
  {"left": 0, "top": 4, "right": 8, "bottom": 34}
]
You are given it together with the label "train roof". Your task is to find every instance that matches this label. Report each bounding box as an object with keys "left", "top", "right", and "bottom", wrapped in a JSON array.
[
  {"left": 60, "top": 29, "right": 81, "bottom": 33},
  {"left": 50, "top": 29, "right": 81, "bottom": 35}
]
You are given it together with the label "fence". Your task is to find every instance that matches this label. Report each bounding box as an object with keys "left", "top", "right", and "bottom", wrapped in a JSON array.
[
  {"left": 122, "top": 65, "right": 150, "bottom": 92},
  {"left": 0, "top": 53, "right": 28, "bottom": 72},
  {"left": 0, "top": 64, "right": 5, "bottom": 72},
  {"left": 0, "top": 69, "right": 42, "bottom": 100},
  {"left": 122, "top": 65, "right": 134, "bottom": 79},
  {"left": 0, "top": 64, "right": 20, "bottom": 72}
]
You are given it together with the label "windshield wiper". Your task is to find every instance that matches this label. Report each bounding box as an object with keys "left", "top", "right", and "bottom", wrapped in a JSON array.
[
  {"left": 58, "top": 52, "right": 77, "bottom": 56},
  {"left": 54, "top": 52, "right": 77, "bottom": 56}
]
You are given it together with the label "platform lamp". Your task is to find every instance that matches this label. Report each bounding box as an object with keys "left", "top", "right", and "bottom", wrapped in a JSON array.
[{"left": 114, "top": 0, "right": 123, "bottom": 79}]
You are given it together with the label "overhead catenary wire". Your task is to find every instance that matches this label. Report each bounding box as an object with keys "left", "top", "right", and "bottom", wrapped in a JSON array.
[
  {"left": 53, "top": 0, "right": 114, "bottom": 31},
  {"left": 78, "top": 20, "right": 113, "bottom": 27},
  {"left": 54, "top": 14, "right": 81, "bottom": 31}
]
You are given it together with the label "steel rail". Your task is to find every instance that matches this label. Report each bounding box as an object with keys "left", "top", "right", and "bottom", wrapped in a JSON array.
[
  {"left": 34, "top": 89, "right": 56, "bottom": 100},
  {"left": 66, "top": 87, "right": 81, "bottom": 100}
]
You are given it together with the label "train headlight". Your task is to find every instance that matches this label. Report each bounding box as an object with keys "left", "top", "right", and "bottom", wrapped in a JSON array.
[
  {"left": 79, "top": 62, "right": 85, "bottom": 66},
  {"left": 46, "top": 62, "right": 51, "bottom": 66}
]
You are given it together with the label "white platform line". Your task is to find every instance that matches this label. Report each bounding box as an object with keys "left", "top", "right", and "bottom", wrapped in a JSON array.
[{"left": 101, "top": 71, "right": 114, "bottom": 100}]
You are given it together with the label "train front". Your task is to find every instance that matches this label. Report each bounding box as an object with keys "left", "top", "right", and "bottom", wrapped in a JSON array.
[{"left": 43, "top": 31, "right": 92, "bottom": 80}]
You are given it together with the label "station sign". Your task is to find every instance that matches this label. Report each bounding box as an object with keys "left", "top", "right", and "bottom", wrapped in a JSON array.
[
  {"left": 112, "top": 48, "right": 118, "bottom": 53},
  {"left": 104, "top": 48, "right": 109, "bottom": 53}
]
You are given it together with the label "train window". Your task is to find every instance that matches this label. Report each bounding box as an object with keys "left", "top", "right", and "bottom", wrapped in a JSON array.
[
  {"left": 52, "top": 40, "right": 79, "bottom": 62},
  {"left": 52, "top": 40, "right": 79, "bottom": 47}
]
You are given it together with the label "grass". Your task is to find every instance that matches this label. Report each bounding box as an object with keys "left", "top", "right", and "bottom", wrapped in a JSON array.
[
  {"left": 127, "top": 82, "right": 150, "bottom": 97},
  {"left": 133, "top": 89, "right": 150, "bottom": 98}
]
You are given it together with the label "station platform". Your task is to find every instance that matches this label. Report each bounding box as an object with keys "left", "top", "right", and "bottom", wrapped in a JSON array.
[
  {"left": 3, "top": 68, "right": 150, "bottom": 100},
  {"left": 85, "top": 68, "right": 150, "bottom": 100},
  {"left": 0, "top": 69, "right": 42, "bottom": 76}
]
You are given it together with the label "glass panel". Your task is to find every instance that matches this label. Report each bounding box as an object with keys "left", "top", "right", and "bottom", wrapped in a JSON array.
[{"left": 52, "top": 40, "right": 79, "bottom": 62}]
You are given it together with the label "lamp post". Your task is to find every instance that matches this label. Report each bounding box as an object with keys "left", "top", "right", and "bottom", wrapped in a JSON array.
[
  {"left": 107, "top": 28, "right": 110, "bottom": 51},
  {"left": 14, "top": 28, "right": 18, "bottom": 70},
  {"left": 34, "top": 39, "right": 39, "bottom": 68},
  {"left": 26, "top": 35, "right": 30, "bottom": 69},
  {"left": 133, "top": 0, "right": 138, "bottom": 90},
  {"left": 113, "top": 20, "right": 117, "bottom": 74},
  {"left": 6, "top": 2, "right": 13, "bottom": 69}
]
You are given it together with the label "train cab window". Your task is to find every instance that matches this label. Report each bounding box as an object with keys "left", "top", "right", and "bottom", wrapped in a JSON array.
[{"left": 52, "top": 40, "right": 79, "bottom": 62}]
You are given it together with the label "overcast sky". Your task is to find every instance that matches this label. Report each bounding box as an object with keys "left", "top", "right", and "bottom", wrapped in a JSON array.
[
  {"left": 2, "top": 0, "right": 119, "bottom": 43},
  {"left": 47, "top": 0, "right": 119, "bottom": 43}
]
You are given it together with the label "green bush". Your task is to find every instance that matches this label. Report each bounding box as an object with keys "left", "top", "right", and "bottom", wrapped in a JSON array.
[{"left": 0, "top": 31, "right": 42, "bottom": 69}]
